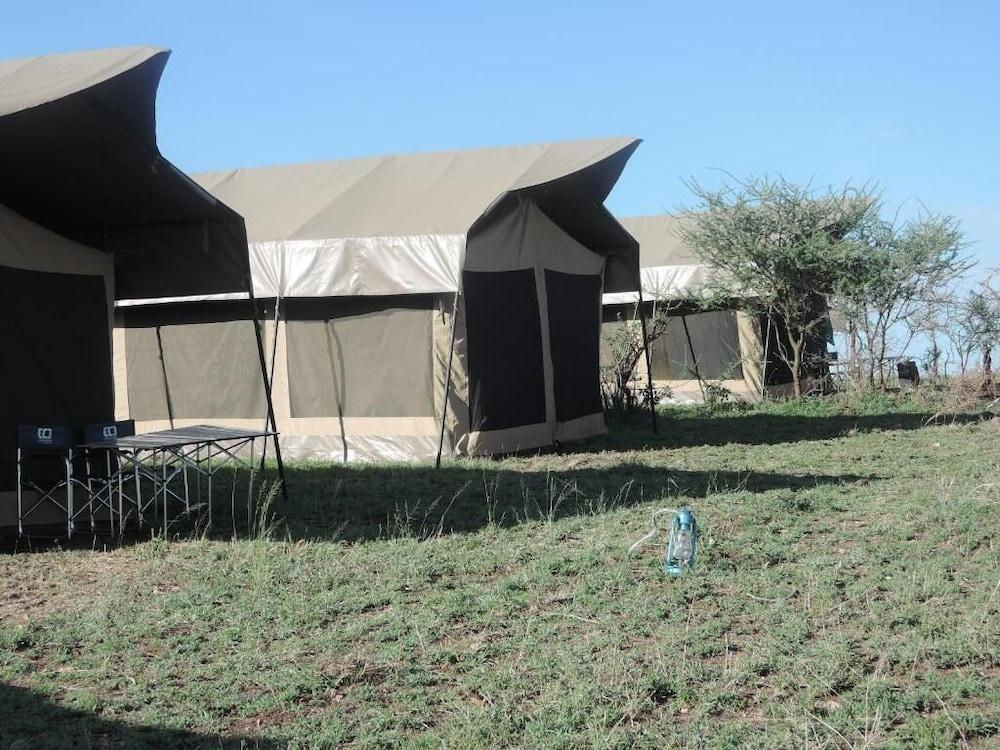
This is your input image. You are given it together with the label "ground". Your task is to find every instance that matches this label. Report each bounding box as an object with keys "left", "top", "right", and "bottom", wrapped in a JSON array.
[{"left": 0, "top": 395, "right": 997, "bottom": 749}]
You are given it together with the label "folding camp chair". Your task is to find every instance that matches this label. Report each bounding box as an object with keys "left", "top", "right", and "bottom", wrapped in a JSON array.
[
  {"left": 16, "top": 425, "right": 88, "bottom": 538},
  {"left": 82, "top": 420, "right": 137, "bottom": 534}
]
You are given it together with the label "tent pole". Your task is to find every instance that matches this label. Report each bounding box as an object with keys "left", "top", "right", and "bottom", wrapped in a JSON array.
[
  {"left": 259, "top": 296, "right": 281, "bottom": 465},
  {"left": 637, "top": 288, "right": 658, "bottom": 435},
  {"left": 435, "top": 290, "right": 461, "bottom": 469},
  {"left": 760, "top": 309, "right": 774, "bottom": 399},
  {"left": 248, "top": 283, "right": 288, "bottom": 505},
  {"left": 680, "top": 314, "right": 705, "bottom": 401},
  {"left": 155, "top": 326, "right": 175, "bottom": 429}
]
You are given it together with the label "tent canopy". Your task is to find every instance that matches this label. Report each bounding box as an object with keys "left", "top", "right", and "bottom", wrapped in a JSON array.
[
  {"left": 601, "top": 214, "right": 715, "bottom": 303},
  {"left": 0, "top": 46, "right": 250, "bottom": 301},
  {"left": 192, "top": 138, "right": 641, "bottom": 300}
]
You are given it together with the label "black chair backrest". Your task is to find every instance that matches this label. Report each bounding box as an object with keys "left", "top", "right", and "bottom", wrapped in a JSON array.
[
  {"left": 17, "top": 425, "right": 73, "bottom": 452},
  {"left": 83, "top": 420, "right": 135, "bottom": 444}
]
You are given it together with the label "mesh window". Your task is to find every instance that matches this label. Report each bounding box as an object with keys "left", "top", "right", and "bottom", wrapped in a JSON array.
[
  {"left": 123, "top": 302, "right": 265, "bottom": 421},
  {"left": 285, "top": 296, "right": 435, "bottom": 418},
  {"left": 652, "top": 310, "right": 744, "bottom": 380}
]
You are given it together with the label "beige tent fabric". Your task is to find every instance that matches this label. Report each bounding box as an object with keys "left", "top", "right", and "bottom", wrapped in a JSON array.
[
  {"left": 620, "top": 214, "right": 700, "bottom": 267},
  {"left": 463, "top": 199, "right": 606, "bottom": 454},
  {"left": 433, "top": 294, "right": 468, "bottom": 457},
  {"left": 598, "top": 213, "right": 771, "bottom": 403},
  {"left": 0, "top": 46, "right": 164, "bottom": 117},
  {"left": 736, "top": 311, "right": 765, "bottom": 396},
  {"left": 114, "top": 307, "right": 450, "bottom": 464},
  {"left": 602, "top": 214, "right": 712, "bottom": 304},
  {"left": 192, "top": 138, "right": 639, "bottom": 299},
  {"left": 196, "top": 138, "right": 639, "bottom": 242},
  {"left": 123, "top": 319, "right": 266, "bottom": 421}
]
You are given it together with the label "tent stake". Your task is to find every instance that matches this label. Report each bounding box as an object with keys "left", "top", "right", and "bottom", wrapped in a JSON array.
[
  {"left": 248, "top": 283, "right": 288, "bottom": 505},
  {"left": 637, "top": 288, "right": 658, "bottom": 435},
  {"left": 435, "top": 290, "right": 461, "bottom": 468}
]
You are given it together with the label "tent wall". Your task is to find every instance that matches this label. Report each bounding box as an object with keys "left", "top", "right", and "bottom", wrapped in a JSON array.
[
  {"left": 0, "top": 205, "right": 115, "bottom": 524},
  {"left": 118, "top": 302, "right": 266, "bottom": 422},
  {"left": 284, "top": 297, "right": 435, "bottom": 419},
  {"left": 113, "top": 199, "right": 619, "bottom": 461},
  {"left": 459, "top": 198, "right": 606, "bottom": 454},
  {"left": 115, "top": 295, "right": 451, "bottom": 463},
  {"left": 601, "top": 305, "right": 767, "bottom": 403}
]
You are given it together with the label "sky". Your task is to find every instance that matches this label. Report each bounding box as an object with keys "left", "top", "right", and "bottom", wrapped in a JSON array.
[{"left": 4, "top": 0, "right": 999, "bottom": 272}]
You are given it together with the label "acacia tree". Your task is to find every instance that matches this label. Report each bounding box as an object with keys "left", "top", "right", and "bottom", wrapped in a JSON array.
[
  {"left": 966, "top": 270, "right": 1000, "bottom": 389},
  {"left": 935, "top": 291, "right": 982, "bottom": 376},
  {"left": 680, "top": 175, "right": 874, "bottom": 397},
  {"left": 600, "top": 299, "right": 679, "bottom": 414},
  {"left": 833, "top": 213, "right": 969, "bottom": 387}
]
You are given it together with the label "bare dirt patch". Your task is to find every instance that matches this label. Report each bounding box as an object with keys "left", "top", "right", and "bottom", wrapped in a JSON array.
[{"left": 0, "top": 549, "right": 138, "bottom": 626}]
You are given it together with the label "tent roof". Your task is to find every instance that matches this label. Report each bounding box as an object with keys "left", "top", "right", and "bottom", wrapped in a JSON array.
[
  {"left": 601, "top": 214, "right": 715, "bottom": 304},
  {"left": 0, "top": 46, "right": 164, "bottom": 118},
  {"left": 0, "top": 46, "right": 251, "bottom": 301},
  {"left": 195, "top": 137, "right": 640, "bottom": 242},
  {"left": 618, "top": 214, "right": 701, "bottom": 268}
]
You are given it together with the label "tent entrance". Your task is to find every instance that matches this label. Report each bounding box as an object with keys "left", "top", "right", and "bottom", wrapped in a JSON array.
[{"left": 0, "top": 266, "right": 112, "bottom": 491}]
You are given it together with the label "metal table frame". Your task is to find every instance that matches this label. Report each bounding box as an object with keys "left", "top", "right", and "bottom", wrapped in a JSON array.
[{"left": 80, "top": 425, "right": 277, "bottom": 536}]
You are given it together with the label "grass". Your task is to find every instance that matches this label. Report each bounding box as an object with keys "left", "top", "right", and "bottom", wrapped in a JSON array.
[{"left": 0, "top": 395, "right": 997, "bottom": 748}]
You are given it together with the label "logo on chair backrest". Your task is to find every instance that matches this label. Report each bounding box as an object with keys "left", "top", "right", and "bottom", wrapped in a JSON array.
[
  {"left": 102, "top": 425, "right": 118, "bottom": 440},
  {"left": 37, "top": 427, "right": 53, "bottom": 444}
]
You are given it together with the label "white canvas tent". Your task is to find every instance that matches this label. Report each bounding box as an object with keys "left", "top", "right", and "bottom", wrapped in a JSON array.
[{"left": 114, "top": 138, "right": 644, "bottom": 461}]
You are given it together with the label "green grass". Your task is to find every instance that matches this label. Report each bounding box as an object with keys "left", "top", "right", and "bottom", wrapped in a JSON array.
[{"left": 1, "top": 395, "right": 998, "bottom": 748}]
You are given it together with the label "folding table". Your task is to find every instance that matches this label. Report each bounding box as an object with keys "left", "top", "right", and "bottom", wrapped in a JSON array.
[{"left": 79, "top": 425, "right": 277, "bottom": 535}]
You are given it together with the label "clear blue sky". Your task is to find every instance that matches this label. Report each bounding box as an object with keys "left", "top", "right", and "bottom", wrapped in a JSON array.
[{"left": 4, "top": 1, "right": 998, "bottom": 269}]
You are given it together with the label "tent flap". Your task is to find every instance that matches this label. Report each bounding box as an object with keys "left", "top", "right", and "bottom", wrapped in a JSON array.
[{"left": 0, "top": 46, "right": 251, "bottom": 301}]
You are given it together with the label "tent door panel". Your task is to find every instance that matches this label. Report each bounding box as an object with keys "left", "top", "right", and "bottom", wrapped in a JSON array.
[
  {"left": 463, "top": 269, "right": 546, "bottom": 432},
  {"left": 0, "top": 266, "right": 112, "bottom": 490},
  {"left": 543, "top": 269, "right": 604, "bottom": 423}
]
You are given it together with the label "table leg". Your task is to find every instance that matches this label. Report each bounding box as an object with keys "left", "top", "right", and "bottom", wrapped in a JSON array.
[
  {"left": 162, "top": 451, "right": 168, "bottom": 537},
  {"left": 134, "top": 452, "right": 143, "bottom": 530},
  {"left": 66, "top": 451, "right": 74, "bottom": 539},
  {"left": 183, "top": 455, "right": 190, "bottom": 514}
]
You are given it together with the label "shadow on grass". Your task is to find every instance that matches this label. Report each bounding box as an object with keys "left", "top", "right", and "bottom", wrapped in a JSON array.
[
  {"left": 276, "top": 462, "right": 874, "bottom": 543},
  {"left": 0, "top": 681, "right": 279, "bottom": 749},
  {"left": 12, "top": 404, "right": 980, "bottom": 550},
  {"left": 592, "top": 409, "right": 993, "bottom": 451},
  {"left": 1, "top": 461, "right": 875, "bottom": 551}
]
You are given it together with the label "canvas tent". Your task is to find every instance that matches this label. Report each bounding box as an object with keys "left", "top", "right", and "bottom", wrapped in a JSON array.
[
  {"left": 0, "top": 46, "right": 273, "bottom": 524},
  {"left": 114, "top": 138, "right": 643, "bottom": 461},
  {"left": 602, "top": 214, "right": 767, "bottom": 401},
  {"left": 602, "top": 214, "right": 831, "bottom": 401}
]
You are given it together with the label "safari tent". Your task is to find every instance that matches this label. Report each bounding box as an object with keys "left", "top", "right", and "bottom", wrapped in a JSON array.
[
  {"left": 0, "top": 46, "right": 267, "bottom": 524},
  {"left": 603, "top": 215, "right": 767, "bottom": 401},
  {"left": 114, "top": 138, "right": 643, "bottom": 461},
  {"left": 603, "top": 214, "right": 831, "bottom": 401}
]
